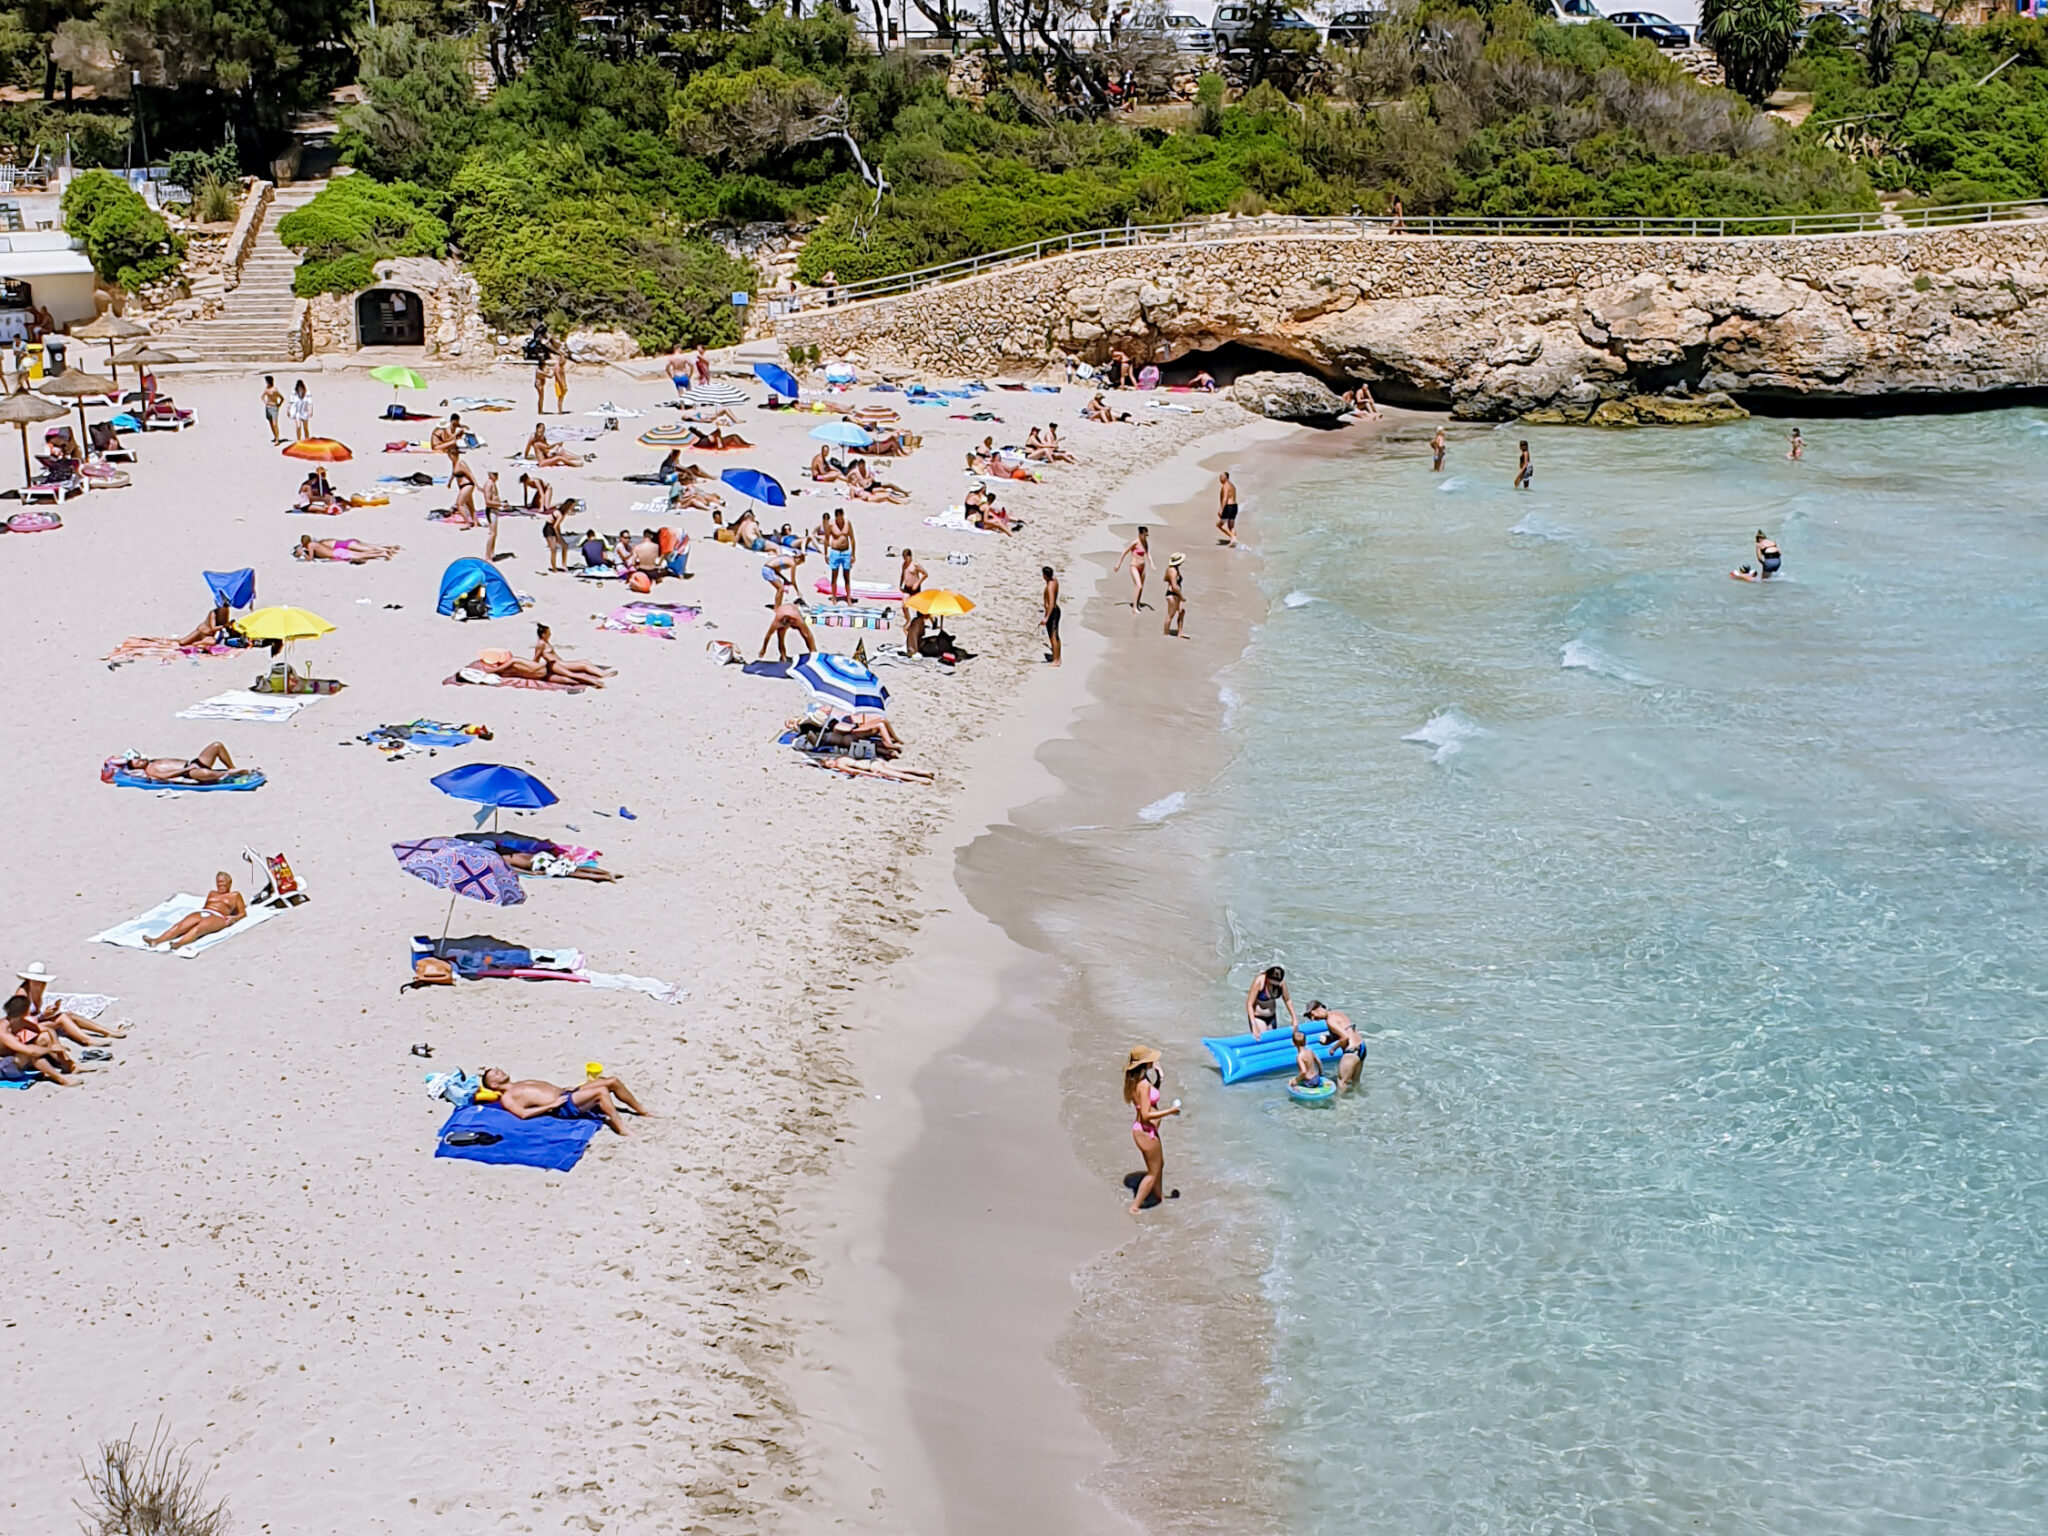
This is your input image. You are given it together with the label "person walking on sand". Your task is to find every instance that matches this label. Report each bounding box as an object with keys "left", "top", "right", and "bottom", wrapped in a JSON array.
[
  {"left": 1124, "top": 1046, "right": 1181, "bottom": 1214},
  {"left": 1041, "top": 565, "right": 1062, "bottom": 666},
  {"left": 1246, "top": 964, "right": 1294, "bottom": 1037},
  {"left": 824, "top": 508, "right": 857, "bottom": 604},
  {"left": 1431, "top": 424, "right": 1446, "bottom": 472},
  {"left": 1115, "top": 526, "right": 1151, "bottom": 609},
  {"left": 666, "top": 344, "right": 688, "bottom": 398},
  {"left": 261, "top": 375, "right": 283, "bottom": 444},
  {"left": 1786, "top": 427, "right": 1804, "bottom": 460},
  {"left": 1163, "top": 552, "right": 1187, "bottom": 637},
  {"left": 285, "top": 379, "right": 312, "bottom": 442},
  {"left": 551, "top": 350, "right": 568, "bottom": 415},
  {"left": 1514, "top": 439, "right": 1533, "bottom": 490},
  {"left": 1216, "top": 470, "right": 1239, "bottom": 547},
  {"left": 694, "top": 345, "right": 710, "bottom": 389}
]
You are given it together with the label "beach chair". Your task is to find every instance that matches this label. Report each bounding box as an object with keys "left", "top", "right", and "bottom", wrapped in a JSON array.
[
  {"left": 89, "top": 422, "right": 136, "bottom": 463},
  {"left": 241, "top": 847, "right": 310, "bottom": 910},
  {"left": 20, "top": 473, "right": 83, "bottom": 504}
]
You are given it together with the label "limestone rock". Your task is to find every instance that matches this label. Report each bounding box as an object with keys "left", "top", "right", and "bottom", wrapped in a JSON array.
[
  {"left": 1582, "top": 391, "right": 1749, "bottom": 427},
  {"left": 1234, "top": 370, "right": 1347, "bottom": 421},
  {"left": 567, "top": 327, "right": 641, "bottom": 362}
]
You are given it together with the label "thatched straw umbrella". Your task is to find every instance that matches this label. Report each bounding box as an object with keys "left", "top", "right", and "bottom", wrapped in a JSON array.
[
  {"left": 71, "top": 311, "right": 150, "bottom": 383},
  {"left": 0, "top": 384, "right": 70, "bottom": 484},
  {"left": 33, "top": 368, "right": 119, "bottom": 442}
]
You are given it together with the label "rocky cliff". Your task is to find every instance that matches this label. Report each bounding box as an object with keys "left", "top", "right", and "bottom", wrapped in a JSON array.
[{"left": 775, "top": 222, "right": 2048, "bottom": 418}]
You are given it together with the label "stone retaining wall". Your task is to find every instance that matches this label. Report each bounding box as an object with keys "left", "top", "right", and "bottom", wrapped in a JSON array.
[{"left": 774, "top": 221, "right": 2048, "bottom": 416}]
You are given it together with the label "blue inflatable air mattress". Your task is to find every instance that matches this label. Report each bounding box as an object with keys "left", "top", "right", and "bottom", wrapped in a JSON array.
[{"left": 1203, "top": 1032, "right": 1344, "bottom": 1085}]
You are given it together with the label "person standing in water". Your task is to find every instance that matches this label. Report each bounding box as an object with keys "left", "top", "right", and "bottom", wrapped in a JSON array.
[
  {"left": 1216, "top": 469, "right": 1239, "bottom": 547},
  {"left": 1786, "top": 427, "right": 1804, "bottom": 460},
  {"left": 1246, "top": 964, "right": 1295, "bottom": 1037},
  {"left": 1305, "top": 1001, "right": 1365, "bottom": 1091},
  {"left": 1754, "top": 530, "right": 1783, "bottom": 579},
  {"left": 1114, "top": 526, "right": 1151, "bottom": 609},
  {"left": 1431, "top": 425, "right": 1447, "bottom": 472},
  {"left": 1124, "top": 1046, "right": 1180, "bottom": 1214},
  {"left": 1163, "top": 552, "right": 1187, "bottom": 637},
  {"left": 1041, "top": 565, "right": 1062, "bottom": 666},
  {"left": 1514, "top": 440, "right": 1533, "bottom": 490}
]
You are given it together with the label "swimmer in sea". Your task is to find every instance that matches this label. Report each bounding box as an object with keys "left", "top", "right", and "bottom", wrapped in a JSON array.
[
  {"left": 1305, "top": 1001, "right": 1365, "bottom": 1090},
  {"left": 1786, "top": 427, "right": 1804, "bottom": 460},
  {"left": 1755, "top": 530, "right": 1782, "bottom": 579},
  {"left": 1246, "top": 964, "right": 1295, "bottom": 1038},
  {"left": 1431, "top": 425, "right": 1446, "bottom": 473},
  {"left": 1514, "top": 440, "right": 1533, "bottom": 490},
  {"left": 1290, "top": 1029, "right": 1325, "bottom": 1091}
]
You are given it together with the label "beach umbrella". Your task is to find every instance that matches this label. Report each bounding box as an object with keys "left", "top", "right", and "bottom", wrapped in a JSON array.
[
  {"left": 430, "top": 762, "right": 558, "bottom": 831},
  {"left": 718, "top": 467, "right": 786, "bottom": 508},
  {"left": 393, "top": 836, "right": 526, "bottom": 943},
  {"left": 73, "top": 311, "right": 150, "bottom": 380},
  {"left": 239, "top": 605, "right": 334, "bottom": 642},
  {"left": 794, "top": 652, "right": 889, "bottom": 714},
  {"left": 0, "top": 384, "right": 67, "bottom": 483},
  {"left": 906, "top": 589, "right": 976, "bottom": 618},
  {"left": 752, "top": 362, "right": 800, "bottom": 400},
  {"left": 680, "top": 380, "right": 748, "bottom": 406},
  {"left": 370, "top": 364, "right": 425, "bottom": 392},
  {"left": 638, "top": 423, "right": 695, "bottom": 448},
  {"left": 33, "top": 368, "right": 117, "bottom": 440},
  {"left": 202, "top": 568, "right": 255, "bottom": 611},
  {"left": 114, "top": 343, "right": 186, "bottom": 368},
  {"left": 283, "top": 437, "right": 353, "bottom": 462},
  {"left": 809, "top": 420, "right": 873, "bottom": 449}
]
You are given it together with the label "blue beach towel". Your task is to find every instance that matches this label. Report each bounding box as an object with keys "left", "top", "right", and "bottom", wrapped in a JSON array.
[
  {"left": 110, "top": 769, "right": 265, "bottom": 792},
  {"left": 435, "top": 1103, "right": 599, "bottom": 1171}
]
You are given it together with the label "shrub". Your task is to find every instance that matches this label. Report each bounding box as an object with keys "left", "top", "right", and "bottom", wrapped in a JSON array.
[
  {"left": 61, "top": 169, "right": 182, "bottom": 290},
  {"left": 191, "top": 176, "right": 241, "bottom": 222},
  {"left": 165, "top": 146, "right": 239, "bottom": 196},
  {"left": 278, "top": 174, "right": 450, "bottom": 295},
  {"left": 77, "top": 1423, "right": 229, "bottom": 1536}
]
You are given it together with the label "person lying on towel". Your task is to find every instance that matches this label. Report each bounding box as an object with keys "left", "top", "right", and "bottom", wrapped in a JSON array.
[
  {"left": 477, "top": 1068, "right": 650, "bottom": 1136},
  {"left": 142, "top": 871, "right": 245, "bottom": 951},
  {"left": 116, "top": 742, "right": 257, "bottom": 784}
]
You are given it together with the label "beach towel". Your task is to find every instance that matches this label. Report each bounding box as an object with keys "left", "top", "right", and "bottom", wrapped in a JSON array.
[
  {"left": 434, "top": 1102, "right": 599, "bottom": 1171},
  {"left": 600, "top": 602, "right": 698, "bottom": 638},
  {"left": 90, "top": 894, "right": 281, "bottom": 957},
  {"left": 104, "top": 637, "right": 244, "bottom": 665},
  {"left": 923, "top": 507, "right": 979, "bottom": 533},
  {"left": 446, "top": 396, "right": 516, "bottom": 412},
  {"left": 110, "top": 769, "right": 265, "bottom": 792},
  {"left": 813, "top": 579, "right": 904, "bottom": 602},
  {"left": 175, "top": 691, "right": 310, "bottom": 722}
]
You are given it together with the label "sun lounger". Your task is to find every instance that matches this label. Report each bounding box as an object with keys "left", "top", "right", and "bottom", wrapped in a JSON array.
[
  {"left": 20, "top": 475, "right": 82, "bottom": 504},
  {"left": 435, "top": 1103, "right": 600, "bottom": 1171},
  {"left": 109, "top": 769, "right": 265, "bottom": 791},
  {"left": 90, "top": 894, "right": 281, "bottom": 957}
]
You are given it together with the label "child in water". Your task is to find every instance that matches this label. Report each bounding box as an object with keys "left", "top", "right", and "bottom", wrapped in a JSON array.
[{"left": 1290, "top": 1029, "right": 1325, "bottom": 1091}]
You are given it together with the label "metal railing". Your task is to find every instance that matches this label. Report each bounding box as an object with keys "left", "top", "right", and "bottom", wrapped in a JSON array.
[{"left": 796, "top": 198, "right": 2048, "bottom": 312}]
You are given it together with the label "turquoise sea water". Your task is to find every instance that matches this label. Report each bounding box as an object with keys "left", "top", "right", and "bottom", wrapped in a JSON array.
[{"left": 1201, "top": 412, "right": 2048, "bottom": 1532}]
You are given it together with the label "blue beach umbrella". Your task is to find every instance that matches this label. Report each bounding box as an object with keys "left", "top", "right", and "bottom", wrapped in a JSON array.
[
  {"left": 719, "top": 467, "right": 787, "bottom": 508},
  {"left": 753, "top": 362, "right": 801, "bottom": 400},
  {"left": 810, "top": 421, "right": 873, "bottom": 449},
  {"left": 430, "top": 762, "right": 559, "bottom": 818},
  {"left": 203, "top": 567, "right": 255, "bottom": 610},
  {"left": 794, "top": 652, "right": 889, "bottom": 714}
]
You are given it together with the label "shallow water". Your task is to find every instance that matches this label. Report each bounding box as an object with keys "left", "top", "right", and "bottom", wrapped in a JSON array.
[{"left": 1188, "top": 413, "right": 2048, "bottom": 1532}]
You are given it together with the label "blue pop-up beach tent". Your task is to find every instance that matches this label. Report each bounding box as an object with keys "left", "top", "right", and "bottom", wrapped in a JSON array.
[
  {"left": 436, "top": 557, "right": 520, "bottom": 620},
  {"left": 203, "top": 568, "right": 255, "bottom": 610}
]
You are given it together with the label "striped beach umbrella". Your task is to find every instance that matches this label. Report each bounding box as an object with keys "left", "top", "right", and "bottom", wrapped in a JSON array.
[
  {"left": 794, "top": 652, "right": 889, "bottom": 714},
  {"left": 680, "top": 380, "right": 748, "bottom": 406},
  {"left": 638, "top": 423, "right": 696, "bottom": 447}
]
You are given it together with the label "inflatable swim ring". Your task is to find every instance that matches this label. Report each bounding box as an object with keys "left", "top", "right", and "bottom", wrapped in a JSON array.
[{"left": 1286, "top": 1077, "right": 1337, "bottom": 1104}]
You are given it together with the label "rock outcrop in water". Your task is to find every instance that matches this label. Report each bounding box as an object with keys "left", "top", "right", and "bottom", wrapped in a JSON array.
[
  {"left": 1233, "top": 370, "right": 1348, "bottom": 421},
  {"left": 774, "top": 222, "right": 2048, "bottom": 419}
]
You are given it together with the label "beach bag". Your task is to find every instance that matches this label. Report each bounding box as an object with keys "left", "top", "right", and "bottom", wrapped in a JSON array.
[{"left": 628, "top": 571, "right": 653, "bottom": 593}]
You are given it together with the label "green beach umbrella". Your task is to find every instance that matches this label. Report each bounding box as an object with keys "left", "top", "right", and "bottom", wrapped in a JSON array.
[{"left": 371, "top": 364, "right": 427, "bottom": 402}]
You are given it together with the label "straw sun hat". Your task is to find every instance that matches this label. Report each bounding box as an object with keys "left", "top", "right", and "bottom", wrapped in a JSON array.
[{"left": 1125, "top": 1046, "right": 1162, "bottom": 1072}]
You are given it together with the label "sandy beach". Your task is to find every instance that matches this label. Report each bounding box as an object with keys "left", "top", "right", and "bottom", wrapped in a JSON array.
[{"left": 0, "top": 355, "right": 1253, "bottom": 1533}]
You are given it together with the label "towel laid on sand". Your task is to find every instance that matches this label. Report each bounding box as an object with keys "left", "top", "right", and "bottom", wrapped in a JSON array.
[
  {"left": 110, "top": 769, "right": 265, "bottom": 791},
  {"left": 435, "top": 1103, "right": 599, "bottom": 1171},
  {"left": 175, "top": 691, "right": 310, "bottom": 722},
  {"left": 91, "top": 894, "right": 280, "bottom": 957},
  {"left": 104, "top": 637, "right": 246, "bottom": 665}
]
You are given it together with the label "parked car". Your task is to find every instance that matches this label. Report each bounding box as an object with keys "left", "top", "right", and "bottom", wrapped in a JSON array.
[
  {"left": 1603, "top": 9, "right": 1691, "bottom": 45},
  {"left": 1540, "top": 0, "right": 1604, "bottom": 21},
  {"left": 1162, "top": 10, "right": 1218, "bottom": 51},
  {"left": 1325, "top": 7, "right": 1381, "bottom": 46},
  {"left": 1210, "top": 1, "right": 1323, "bottom": 51}
]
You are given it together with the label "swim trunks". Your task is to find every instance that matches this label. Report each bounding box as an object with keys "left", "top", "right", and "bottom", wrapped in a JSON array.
[
  {"left": 828, "top": 548, "right": 853, "bottom": 572},
  {"left": 1221, "top": 504, "right": 1238, "bottom": 526},
  {"left": 1046, "top": 605, "right": 1061, "bottom": 633}
]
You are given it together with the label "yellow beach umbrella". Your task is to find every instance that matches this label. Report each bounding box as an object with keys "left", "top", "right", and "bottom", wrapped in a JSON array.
[
  {"left": 905, "top": 589, "right": 975, "bottom": 618},
  {"left": 239, "top": 605, "right": 335, "bottom": 642}
]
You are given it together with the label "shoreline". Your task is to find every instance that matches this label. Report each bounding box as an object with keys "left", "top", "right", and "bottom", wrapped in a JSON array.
[{"left": 791, "top": 409, "right": 1391, "bottom": 1533}]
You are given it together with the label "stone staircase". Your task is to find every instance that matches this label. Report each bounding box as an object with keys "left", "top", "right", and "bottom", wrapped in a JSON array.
[{"left": 155, "top": 180, "right": 325, "bottom": 364}]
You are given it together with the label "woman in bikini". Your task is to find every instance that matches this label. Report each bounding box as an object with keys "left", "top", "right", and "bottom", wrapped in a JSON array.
[
  {"left": 531, "top": 622, "right": 613, "bottom": 688},
  {"left": 542, "top": 499, "right": 569, "bottom": 572},
  {"left": 295, "top": 534, "right": 399, "bottom": 563},
  {"left": 447, "top": 456, "right": 480, "bottom": 528},
  {"left": 1245, "top": 964, "right": 1294, "bottom": 1037},
  {"left": 1124, "top": 1046, "right": 1180, "bottom": 1214},
  {"left": 143, "top": 871, "right": 246, "bottom": 950},
  {"left": 525, "top": 423, "right": 583, "bottom": 469},
  {"left": 175, "top": 599, "right": 240, "bottom": 649}
]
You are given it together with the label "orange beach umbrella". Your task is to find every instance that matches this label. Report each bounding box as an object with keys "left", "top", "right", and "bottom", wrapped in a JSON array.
[{"left": 283, "top": 437, "right": 353, "bottom": 463}]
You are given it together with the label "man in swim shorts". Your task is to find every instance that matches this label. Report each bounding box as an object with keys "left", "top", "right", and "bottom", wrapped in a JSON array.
[
  {"left": 120, "top": 743, "right": 250, "bottom": 784},
  {"left": 1041, "top": 565, "right": 1061, "bottom": 667},
  {"left": 479, "top": 1067, "right": 650, "bottom": 1136},
  {"left": 1305, "top": 1001, "right": 1365, "bottom": 1090},
  {"left": 1216, "top": 470, "right": 1239, "bottom": 547},
  {"left": 824, "top": 508, "right": 857, "bottom": 604}
]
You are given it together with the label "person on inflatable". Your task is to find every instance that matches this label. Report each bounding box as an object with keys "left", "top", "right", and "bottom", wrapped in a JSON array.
[{"left": 1289, "top": 1029, "right": 1325, "bottom": 1093}]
